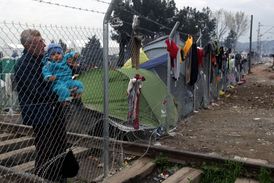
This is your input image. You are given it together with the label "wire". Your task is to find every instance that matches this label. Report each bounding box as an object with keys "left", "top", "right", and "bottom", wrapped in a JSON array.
[
  {"left": 90, "top": 0, "right": 111, "bottom": 5},
  {"left": 116, "top": 3, "right": 189, "bottom": 36},
  {"left": 32, "top": 0, "right": 106, "bottom": 14},
  {"left": 118, "top": 5, "right": 172, "bottom": 32},
  {"left": 261, "top": 26, "right": 274, "bottom": 36},
  {"left": 32, "top": 0, "right": 189, "bottom": 36}
]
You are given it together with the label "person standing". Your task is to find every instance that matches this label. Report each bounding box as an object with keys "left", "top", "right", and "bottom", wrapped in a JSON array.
[
  {"left": 235, "top": 52, "right": 242, "bottom": 83},
  {"left": 14, "top": 29, "right": 76, "bottom": 182}
]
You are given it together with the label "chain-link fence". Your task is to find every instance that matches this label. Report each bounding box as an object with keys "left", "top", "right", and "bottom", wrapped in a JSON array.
[
  {"left": 0, "top": 19, "right": 131, "bottom": 182},
  {"left": 0, "top": 1, "right": 252, "bottom": 182}
]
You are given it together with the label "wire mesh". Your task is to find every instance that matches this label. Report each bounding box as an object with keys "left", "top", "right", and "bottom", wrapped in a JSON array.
[
  {"left": 0, "top": 11, "right": 242, "bottom": 183},
  {"left": 0, "top": 21, "right": 128, "bottom": 182},
  {"left": 0, "top": 16, "right": 177, "bottom": 181}
]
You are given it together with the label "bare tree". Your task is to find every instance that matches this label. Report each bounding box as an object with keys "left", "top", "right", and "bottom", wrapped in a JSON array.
[
  {"left": 213, "top": 9, "right": 231, "bottom": 42},
  {"left": 227, "top": 11, "right": 249, "bottom": 45},
  {"left": 213, "top": 10, "right": 249, "bottom": 45}
]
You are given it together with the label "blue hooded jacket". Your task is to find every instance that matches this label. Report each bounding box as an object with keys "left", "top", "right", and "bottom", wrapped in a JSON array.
[
  {"left": 42, "top": 43, "right": 74, "bottom": 82},
  {"left": 42, "top": 57, "right": 73, "bottom": 82}
]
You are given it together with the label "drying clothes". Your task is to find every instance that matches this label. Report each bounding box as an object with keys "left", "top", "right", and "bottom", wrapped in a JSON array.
[
  {"left": 188, "top": 43, "right": 199, "bottom": 86},
  {"left": 217, "top": 47, "right": 224, "bottom": 70},
  {"left": 165, "top": 38, "right": 180, "bottom": 80},
  {"left": 174, "top": 33, "right": 183, "bottom": 81},
  {"left": 180, "top": 47, "right": 184, "bottom": 64},
  {"left": 183, "top": 35, "right": 193, "bottom": 59},
  {"left": 185, "top": 50, "right": 191, "bottom": 84},
  {"left": 165, "top": 39, "right": 179, "bottom": 60},
  {"left": 127, "top": 74, "right": 145, "bottom": 130},
  {"left": 197, "top": 47, "right": 204, "bottom": 67}
]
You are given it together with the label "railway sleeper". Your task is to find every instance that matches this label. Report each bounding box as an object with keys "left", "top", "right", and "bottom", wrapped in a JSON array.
[{"left": 101, "top": 157, "right": 264, "bottom": 183}]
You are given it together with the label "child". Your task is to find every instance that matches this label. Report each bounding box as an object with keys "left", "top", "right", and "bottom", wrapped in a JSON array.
[
  {"left": 42, "top": 43, "right": 84, "bottom": 103},
  {"left": 65, "top": 50, "right": 81, "bottom": 79}
]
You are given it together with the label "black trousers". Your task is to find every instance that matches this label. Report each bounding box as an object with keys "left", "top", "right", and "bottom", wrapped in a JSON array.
[{"left": 32, "top": 107, "right": 68, "bottom": 181}]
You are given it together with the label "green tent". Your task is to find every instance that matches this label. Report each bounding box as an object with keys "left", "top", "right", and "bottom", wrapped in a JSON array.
[
  {"left": 78, "top": 68, "right": 178, "bottom": 128},
  {"left": 0, "top": 57, "right": 16, "bottom": 80}
]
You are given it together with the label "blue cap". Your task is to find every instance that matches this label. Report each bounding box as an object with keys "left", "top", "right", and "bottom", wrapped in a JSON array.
[{"left": 47, "top": 43, "right": 63, "bottom": 56}]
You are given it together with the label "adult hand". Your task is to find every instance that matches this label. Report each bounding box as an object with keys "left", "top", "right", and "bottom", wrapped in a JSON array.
[
  {"left": 49, "top": 76, "right": 56, "bottom": 81},
  {"left": 72, "top": 74, "right": 79, "bottom": 80}
]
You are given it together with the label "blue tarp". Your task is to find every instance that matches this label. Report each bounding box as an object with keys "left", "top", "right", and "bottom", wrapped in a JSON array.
[{"left": 140, "top": 53, "right": 168, "bottom": 69}]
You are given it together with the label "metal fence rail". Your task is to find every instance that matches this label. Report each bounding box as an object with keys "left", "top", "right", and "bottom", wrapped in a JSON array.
[{"left": 0, "top": 9, "right": 247, "bottom": 182}]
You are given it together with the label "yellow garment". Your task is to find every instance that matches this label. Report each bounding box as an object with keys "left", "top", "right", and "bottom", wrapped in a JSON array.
[
  {"left": 183, "top": 35, "right": 193, "bottom": 59},
  {"left": 122, "top": 48, "right": 149, "bottom": 68},
  {"left": 219, "top": 90, "right": 225, "bottom": 96}
]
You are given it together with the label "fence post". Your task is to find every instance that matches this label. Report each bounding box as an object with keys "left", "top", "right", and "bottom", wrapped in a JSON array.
[
  {"left": 103, "top": 0, "right": 118, "bottom": 177},
  {"left": 248, "top": 15, "right": 253, "bottom": 73},
  {"left": 166, "top": 22, "right": 180, "bottom": 129}
]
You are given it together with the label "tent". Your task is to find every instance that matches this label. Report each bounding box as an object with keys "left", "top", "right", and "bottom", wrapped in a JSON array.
[
  {"left": 122, "top": 49, "right": 149, "bottom": 68},
  {"left": 78, "top": 68, "right": 178, "bottom": 128},
  {"left": 140, "top": 34, "right": 197, "bottom": 118}
]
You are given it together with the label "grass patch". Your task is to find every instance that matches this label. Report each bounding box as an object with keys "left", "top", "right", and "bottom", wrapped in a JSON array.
[
  {"left": 201, "top": 161, "right": 245, "bottom": 183},
  {"left": 258, "top": 168, "right": 273, "bottom": 183}
]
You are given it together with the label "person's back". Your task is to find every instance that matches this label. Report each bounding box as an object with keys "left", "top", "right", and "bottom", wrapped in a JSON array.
[{"left": 235, "top": 53, "right": 241, "bottom": 66}]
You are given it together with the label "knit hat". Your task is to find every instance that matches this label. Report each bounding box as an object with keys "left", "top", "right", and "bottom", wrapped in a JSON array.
[
  {"left": 64, "top": 50, "right": 80, "bottom": 60},
  {"left": 47, "top": 43, "right": 63, "bottom": 56}
]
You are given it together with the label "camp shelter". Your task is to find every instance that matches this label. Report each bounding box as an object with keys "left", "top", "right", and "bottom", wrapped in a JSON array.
[
  {"left": 143, "top": 35, "right": 169, "bottom": 59},
  {"left": 0, "top": 57, "right": 16, "bottom": 80},
  {"left": 78, "top": 68, "right": 178, "bottom": 128},
  {"left": 141, "top": 33, "right": 194, "bottom": 118},
  {"left": 0, "top": 57, "right": 17, "bottom": 110}
]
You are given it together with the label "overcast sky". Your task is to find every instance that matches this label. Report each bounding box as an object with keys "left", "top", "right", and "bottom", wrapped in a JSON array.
[{"left": 0, "top": 0, "right": 274, "bottom": 42}]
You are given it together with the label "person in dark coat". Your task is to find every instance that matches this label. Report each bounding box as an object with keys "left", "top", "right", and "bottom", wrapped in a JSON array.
[{"left": 14, "top": 29, "right": 77, "bottom": 181}]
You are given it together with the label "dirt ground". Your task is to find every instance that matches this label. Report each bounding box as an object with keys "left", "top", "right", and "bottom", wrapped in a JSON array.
[{"left": 161, "top": 62, "right": 274, "bottom": 164}]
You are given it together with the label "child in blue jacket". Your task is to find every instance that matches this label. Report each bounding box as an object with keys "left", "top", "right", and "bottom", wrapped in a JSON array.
[{"left": 42, "top": 43, "right": 84, "bottom": 103}]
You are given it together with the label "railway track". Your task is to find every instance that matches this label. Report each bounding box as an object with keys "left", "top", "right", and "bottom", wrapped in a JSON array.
[{"left": 0, "top": 121, "right": 273, "bottom": 182}]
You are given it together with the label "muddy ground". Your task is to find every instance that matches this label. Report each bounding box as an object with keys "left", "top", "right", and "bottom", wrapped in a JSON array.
[{"left": 161, "top": 62, "right": 274, "bottom": 164}]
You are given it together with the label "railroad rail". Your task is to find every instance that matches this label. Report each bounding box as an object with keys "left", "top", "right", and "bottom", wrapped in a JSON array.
[{"left": 0, "top": 121, "right": 273, "bottom": 182}]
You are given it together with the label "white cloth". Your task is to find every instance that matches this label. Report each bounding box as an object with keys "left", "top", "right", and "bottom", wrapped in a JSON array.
[{"left": 0, "top": 79, "right": 5, "bottom": 88}]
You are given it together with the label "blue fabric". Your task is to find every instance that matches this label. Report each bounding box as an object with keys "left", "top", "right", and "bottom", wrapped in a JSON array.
[
  {"left": 53, "top": 80, "right": 84, "bottom": 102},
  {"left": 64, "top": 51, "right": 78, "bottom": 61},
  {"left": 42, "top": 54, "right": 84, "bottom": 102},
  {"left": 14, "top": 50, "right": 59, "bottom": 125},
  {"left": 47, "top": 43, "right": 63, "bottom": 56},
  {"left": 42, "top": 58, "right": 72, "bottom": 81},
  {"left": 140, "top": 54, "right": 168, "bottom": 69}
]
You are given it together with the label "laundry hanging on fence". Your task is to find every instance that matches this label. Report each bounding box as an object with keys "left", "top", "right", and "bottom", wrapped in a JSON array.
[
  {"left": 197, "top": 47, "right": 204, "bottom": 67},
  {"left": 174, "top": 33, "right": 183, "bottom": 81},
  {"left": 204, "top": 42, "right": 220, "bottom": 83},
  {"left": 185, "top": 50, "right": 191, "bottom": 84},
  {"left": 183, "top": 35, "right": 193, "bottom": 60},
  {"left": 127, "top": 74, "right": 145, "bottom": 129},
  {"left": 188, "top": 43, "right": 199, "bottom": 86},
  {"left": 165, "top": 39, "right": 179, "bottom": 80}
]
